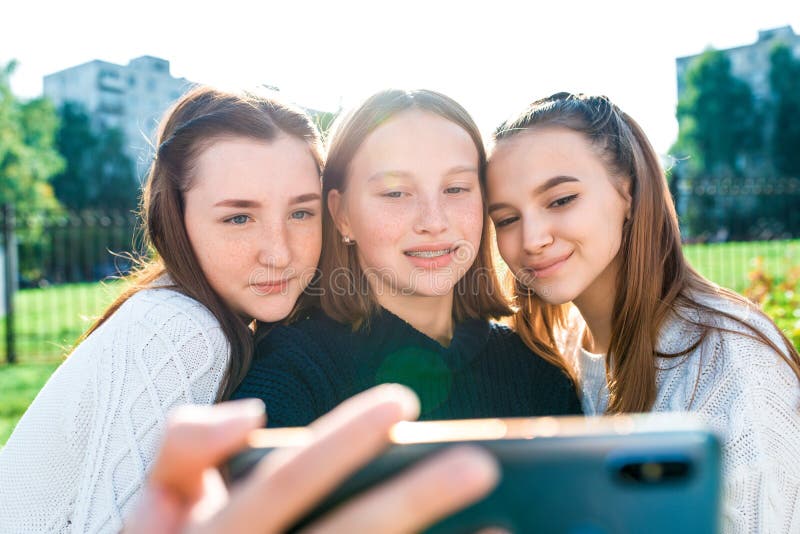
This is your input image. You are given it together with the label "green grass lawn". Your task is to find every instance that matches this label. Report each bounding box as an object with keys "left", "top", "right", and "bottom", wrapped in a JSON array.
[
  {"left": 1, "top": 281, "right": 124, "bottom": 447},
  {"left": 683, "top": 240, "right": 800, "bottom": 291},
  {"left": 1, "top": 240, "right": 799, "bottom": 446},
  {"left": 0, "top": 362, "right": 60, "bottom": 445},
  {"left": 1, "top": 280, "right": 124, "bottom": 362}
]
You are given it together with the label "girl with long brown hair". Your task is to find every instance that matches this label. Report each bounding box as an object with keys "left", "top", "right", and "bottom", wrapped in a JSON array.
[
  {"left": 486, "top": 92, "right": 800, "bottom": 532},
  {"left": 0, "top": 86, "right": 324, "bottom": 532},
  {"left": 233, "top": 89, "right": 581, "bottom": 424}
]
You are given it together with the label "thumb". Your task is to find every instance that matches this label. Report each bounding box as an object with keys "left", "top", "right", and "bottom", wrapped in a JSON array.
[{"left": 150, "top": 399, "right": 266, "bottom": 501}]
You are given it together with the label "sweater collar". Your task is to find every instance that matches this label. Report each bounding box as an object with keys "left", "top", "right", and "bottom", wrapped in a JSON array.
[{"left": 366, "top": 307, "right": 491, "bottom": 371}]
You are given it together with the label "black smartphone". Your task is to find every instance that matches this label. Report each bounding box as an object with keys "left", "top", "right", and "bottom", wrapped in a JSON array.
[{"left": 227, "top": 413, "right": 721, "bottom": 534}]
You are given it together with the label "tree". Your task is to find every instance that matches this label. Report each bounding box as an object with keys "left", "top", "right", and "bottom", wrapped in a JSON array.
[
  {"left": 673, "top": 49, "right": 764, "bottom": 239},
  {"left": 0, "top": 60, "right": 64, "bottom": 213},
  {"left": 51, "top": 102, "right": 139, "bottom": 211},
  {"left": 675, "top": 49, "right": 762, "bottom": 177},
  {"left": 769, "top": 44, "right": 800, "bottom": 177}
]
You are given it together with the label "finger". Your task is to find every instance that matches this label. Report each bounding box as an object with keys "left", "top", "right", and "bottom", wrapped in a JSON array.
[
  {"left": 301, "top": 445, "right": 499, "bottom": 534},
  {"left": 204, "top": 384, "right": 420, "bottom": 534},
  {"left": 150, "top": 399, "right": 266, "bottom": 501},
  {"left": 123, "top": 484, "right": 185, "bottom": 534}
]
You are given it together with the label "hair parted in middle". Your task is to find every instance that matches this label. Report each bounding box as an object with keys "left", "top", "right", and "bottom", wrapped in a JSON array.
[
  {"left": 80, "top": 85, "right": 325, "bottom": 401},
  {"left": 318, "top": 89, "right": 511, "bottom": 328}
]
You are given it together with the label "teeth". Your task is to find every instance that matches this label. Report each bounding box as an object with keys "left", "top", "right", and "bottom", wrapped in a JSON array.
[{"left": 405, "top": 249, "right": 451, "bottom": 258}]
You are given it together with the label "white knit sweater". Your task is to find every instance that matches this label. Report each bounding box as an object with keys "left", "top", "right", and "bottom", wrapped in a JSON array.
[
  {"left": 560, "top": 294, "right": 800, "bottom": 533},
  {"left": 0, "top": 288, "right": 230, "bottom": 533}
]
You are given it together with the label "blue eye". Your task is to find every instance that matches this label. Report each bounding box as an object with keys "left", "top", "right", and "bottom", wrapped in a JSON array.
[
  {"left": 226, "top": 214, "right": 250, "bottom": 225},
  {"left": 445, "top": 186, "right": 468, "bottom": 194},
  {"left": 383, "top": 191, "right": 404, "bottom": 198},
  {"left": 550, "top": 194, "right": 578, "bottom": 208},
  {"left": 291, "top": 210, "right": 313, "bottom": 220}
]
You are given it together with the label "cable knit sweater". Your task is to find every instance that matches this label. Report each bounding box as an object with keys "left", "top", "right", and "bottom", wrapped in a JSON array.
[
  {"left": 0, "top": 288, "right": 229, "bottom": 534},
  {"left": 233, "top": 307, "right": 582, "bottom": 426},
  {"left": 559, "top": 293, "right": 800, "bottom": 534}
]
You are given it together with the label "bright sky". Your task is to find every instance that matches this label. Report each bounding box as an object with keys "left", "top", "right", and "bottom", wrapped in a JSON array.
[{"left": 3, "top": 0, "right": 799, "bottom": 155}]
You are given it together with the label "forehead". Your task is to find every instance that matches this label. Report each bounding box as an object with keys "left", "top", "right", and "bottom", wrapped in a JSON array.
[
  {"left": 487, "top": 127, "right": 618, "bottom": 198},
  {"left": 190, "top": 136, "right": 320, "bottom": 197},
  {"left": 349, "top": 110, "right": 478, "bottom": 176}
]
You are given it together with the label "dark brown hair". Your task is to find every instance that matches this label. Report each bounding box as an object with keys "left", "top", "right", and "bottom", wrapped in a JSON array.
[
  {"left": 319, "top": 89, "right": 511, "bottom": 327},
  {"left": 76, "top": 85, "right": 323, "bottom": 401},
  {"left": 493, "top": 92, "right": 800, "bottom": 412}
]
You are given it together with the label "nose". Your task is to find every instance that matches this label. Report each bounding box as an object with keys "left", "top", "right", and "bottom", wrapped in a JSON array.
[
  {"left": 522, "top": 212, "right": 553, "bottom": 254},
  {"left": 257, "top": 219, "right": 291, "bottom": 269},
  {"left": 412, "top": 194, "right": 448, "bottom": 236}
]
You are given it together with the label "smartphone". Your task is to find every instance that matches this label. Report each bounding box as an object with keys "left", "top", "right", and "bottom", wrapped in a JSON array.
[{"left": 227, "top": 413, "right": 722, "bottom": 533}]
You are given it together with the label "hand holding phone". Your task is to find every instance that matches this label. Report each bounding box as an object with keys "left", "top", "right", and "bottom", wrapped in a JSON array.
[{"left": 228, "top": 413, "right": 722, "bottom": 534}]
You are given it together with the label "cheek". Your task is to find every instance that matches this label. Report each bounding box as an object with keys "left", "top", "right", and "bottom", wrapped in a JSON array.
[
  {"left": 495, "top": 230, "right": 520, "bottom": 267},
  {"left": 350, "top": 200, "right": 407, "bottom": 244},
  {"left": 445, "top": 194, "right": 484, "bottom": 249},
  {"left": 290, "top": 223, "right": 322, "bottom": 268}
]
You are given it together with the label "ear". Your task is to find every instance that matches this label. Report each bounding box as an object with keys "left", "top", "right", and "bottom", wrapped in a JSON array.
[
  {"left": 327, "top": 189, "right": 353, "bottom": 238},
  {"left": 621, "top": 179, "right": 633, "bottom": 221}
]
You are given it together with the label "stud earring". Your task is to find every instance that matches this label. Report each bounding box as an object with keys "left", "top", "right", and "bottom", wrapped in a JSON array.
[{"left": 342, "top": 235, "right": 355, "bottom": 245}]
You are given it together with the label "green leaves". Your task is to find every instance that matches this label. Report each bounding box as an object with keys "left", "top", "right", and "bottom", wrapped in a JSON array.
[{"left": 0, "top": 60, "right": 64, "bottom": 213}]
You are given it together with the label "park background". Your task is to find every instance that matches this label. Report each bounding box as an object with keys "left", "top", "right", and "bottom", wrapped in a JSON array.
[{"left": 1, "top": 0, "right": 800, "bottom": 445}]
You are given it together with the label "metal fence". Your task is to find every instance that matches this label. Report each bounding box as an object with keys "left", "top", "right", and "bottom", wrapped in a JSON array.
[
  {"left": 2, "top": 205, "right": 800, "bottom": 364},
  {"left": 2, "top": 205, "right": 140, "bottom": 363}
]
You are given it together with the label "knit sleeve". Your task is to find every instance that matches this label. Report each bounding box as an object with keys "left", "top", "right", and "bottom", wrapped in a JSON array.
[
  {"left": 0, "top": 289, "right": 230, "bottom": 533},
  {"left": 697, "top": 317, "right": 800, "bottom": 534},
  {"left": 232, "top": 323, "right": 336, "bottom": 428}
]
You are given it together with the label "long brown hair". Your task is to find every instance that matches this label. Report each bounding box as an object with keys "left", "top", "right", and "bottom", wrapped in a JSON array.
[
  {"left": 493, "top": 92, "right": 800, "bottom": 413},
  {"left": 319, "top": 89, "right": 511, "bottom": 327},
  {"left": 76, "top": 85, "right": 324, "bottom": 401}
]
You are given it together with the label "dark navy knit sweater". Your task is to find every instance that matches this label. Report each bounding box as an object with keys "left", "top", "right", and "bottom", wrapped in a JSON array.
[{"left": 232, "top": 308, "right": 582, "bottom": 427}]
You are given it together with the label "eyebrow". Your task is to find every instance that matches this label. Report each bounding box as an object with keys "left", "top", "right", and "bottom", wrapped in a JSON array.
[
  {"left": 488, "top": 176, "right": 580, "bottom": 214},
  {"left": 367, "top": 166, "right": 479, "bottom": 183},
  {"left": 213, "top": 193, "right": 321, "bottom": 208}
]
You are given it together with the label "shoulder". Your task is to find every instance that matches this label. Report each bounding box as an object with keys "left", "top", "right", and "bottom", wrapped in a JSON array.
[
  {"left": 116, "top": 287, "right": 221, "bottom": 330},
  {"left": 660, "top": 291, "right": 796, "bottom": 393},
  {"left": 488, "top": 321, "right": 524, "bottom": 345},
  {"left": 487, "top": 321, "right": 568, "bottom": 372},
  {"left": 260, "top": 309, "right": 346, "bottom": 350}
]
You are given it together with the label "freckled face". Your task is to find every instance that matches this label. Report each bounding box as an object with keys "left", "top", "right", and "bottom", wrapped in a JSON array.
[
  {"left": 329, "top": 110, "right": 484, "bottom": 300},
  {"left": 183, "top": 136, "right": 321, "bottom": 322},
  {"left": 487, "top": 127, "right": 631, "bottom": 307}
]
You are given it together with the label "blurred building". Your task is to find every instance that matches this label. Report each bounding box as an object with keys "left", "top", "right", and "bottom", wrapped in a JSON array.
[
  {"left": 676, "top": 26, "right": 800, "bottom": 100},
  {"left": 44, "top": 56, "right": 194, "bottom": 178}
]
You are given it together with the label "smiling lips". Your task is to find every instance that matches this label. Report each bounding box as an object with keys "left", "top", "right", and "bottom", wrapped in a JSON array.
[
  {"left": 404, "top": 244, "right": 458, "bottom": 269},
  {"left": 526, "top": 251, "right": 573, "bottom": 278}
]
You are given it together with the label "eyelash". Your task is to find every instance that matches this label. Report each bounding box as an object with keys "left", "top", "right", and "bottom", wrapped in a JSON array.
[
  {"left": 224, "top": 210, "right": 315, "bottom": 225},
  {"left": 550, "top": 194, "right": 578, "bottom": 208},
  {"left": 225, "top": 214, "right": 251, "bottom": 225},
  {"left": 290, "top": 210, "right": 315, "bottom": 220},
  {"left": 445, "top": 186, "right": 470, "bottom": 194},
  {"left": 382, "top": 187, "right": 470, "bottom": 198},
  {"left": 494, "top": 195, "right": 578, "bottom": 229},
  {"left": 494, "top": 216, "right": 519, "bottom": 228}
]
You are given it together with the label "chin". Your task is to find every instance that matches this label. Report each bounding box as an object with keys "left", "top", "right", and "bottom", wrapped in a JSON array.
[
  {"left": 251, "top": 300, "right": 297, "bottom": 323},
  {"left": 530, "top": 284, "right": 574, "bottom": 306}
]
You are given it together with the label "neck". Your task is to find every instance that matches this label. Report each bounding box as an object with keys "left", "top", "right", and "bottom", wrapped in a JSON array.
[
  {"left": 572, "top": 257, "right": 620, "bottom": 355},
  {"left": 376, "top": 291, "right": 455, "bottom": 347}
]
